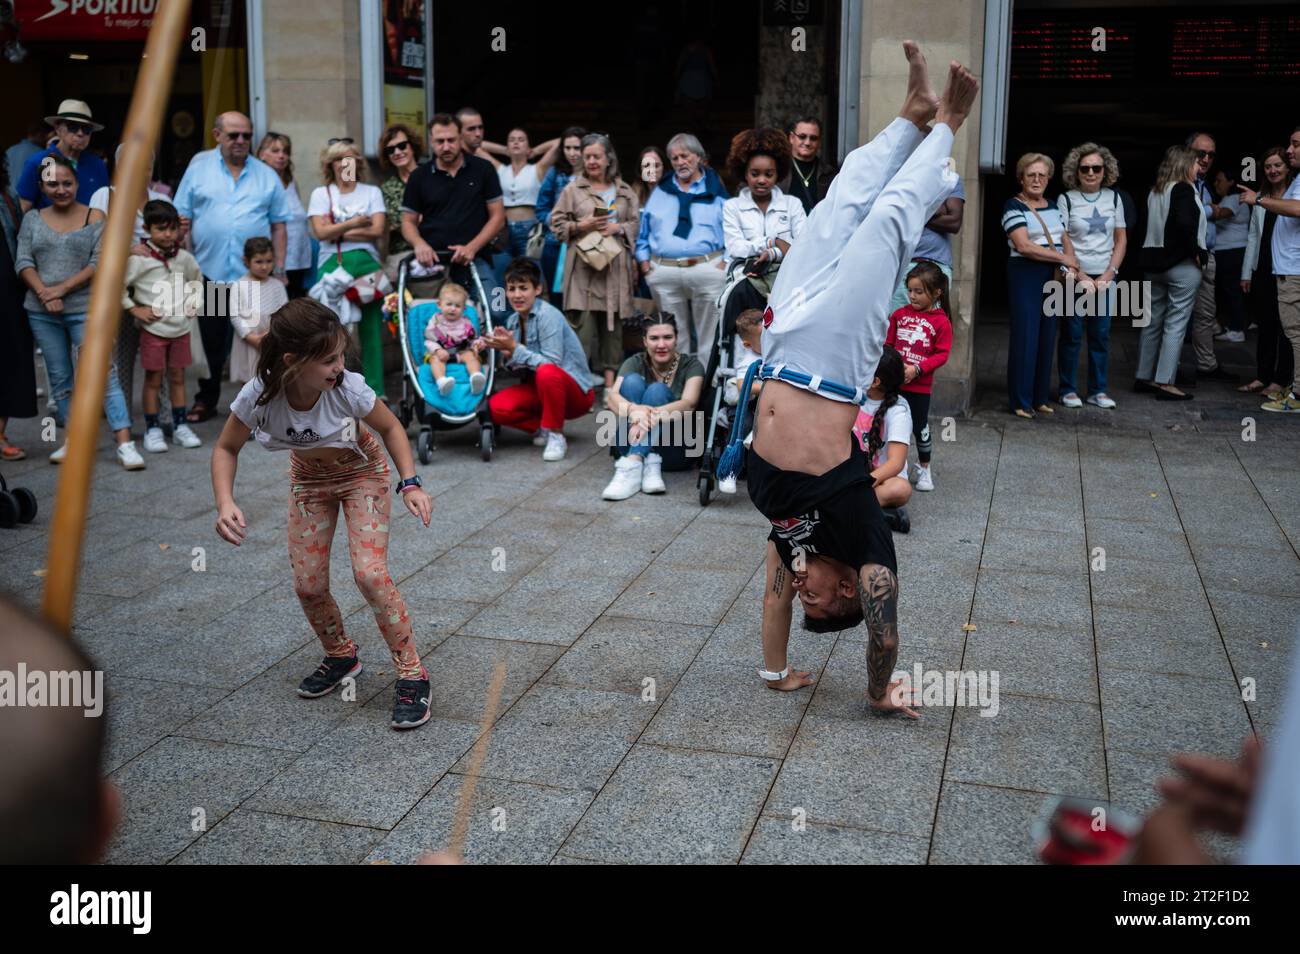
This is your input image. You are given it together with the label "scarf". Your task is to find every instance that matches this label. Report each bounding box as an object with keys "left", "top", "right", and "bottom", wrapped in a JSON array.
[
  {"left": 145, "top": 239, "right": 178, "bottom": 262},
  {"left": 658, "top": 166, "right": 729, "bottom": 238}
]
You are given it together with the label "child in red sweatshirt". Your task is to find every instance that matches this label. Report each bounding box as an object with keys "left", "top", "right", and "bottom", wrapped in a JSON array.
[{"left": 885, "top": 261, "right": 953, "bottom": 491}]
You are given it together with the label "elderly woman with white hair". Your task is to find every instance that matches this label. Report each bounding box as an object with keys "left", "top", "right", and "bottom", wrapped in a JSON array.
[
  {"left": 634, "top": 132, "right": 730, "bottom": 359},
  {"left": 307, "top": 137, "right": 388, "bottom": 393},
  {"left": 1055, "top": 142, "right": 1127, "bottom": 409}
]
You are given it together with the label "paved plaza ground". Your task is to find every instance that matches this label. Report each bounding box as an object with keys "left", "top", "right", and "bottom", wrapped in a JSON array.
[{"left": 2, "top": 321, "right": 1297, "bottom": 864}]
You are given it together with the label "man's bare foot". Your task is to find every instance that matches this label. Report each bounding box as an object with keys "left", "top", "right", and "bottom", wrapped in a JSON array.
[
  {"left": 934, "top": 60, "right": 979, "bottom": 134},
  {"left": 898, "top": 40, "right": 939, "bottom": 132},
  {"left": 766, "top": 669, "right": 815, "bottom": 692}
]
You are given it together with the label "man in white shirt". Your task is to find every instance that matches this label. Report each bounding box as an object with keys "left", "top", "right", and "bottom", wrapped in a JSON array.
[{"left": 1240, "top": 125, "right": 1300, "bottom": 414}]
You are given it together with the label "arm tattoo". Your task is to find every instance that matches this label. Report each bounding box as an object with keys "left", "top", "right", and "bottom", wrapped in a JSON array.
[
  {"left": 772, "top": 565, "right": 786, "bottom": 595},
  {"left": 859, "top": 565, "right": 899, "bottom": 702}
]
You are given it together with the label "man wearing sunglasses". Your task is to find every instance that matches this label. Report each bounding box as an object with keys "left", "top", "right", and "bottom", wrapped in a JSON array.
[
  {"left": 171, "top": 111, "right": 290, "bottom": 422},
  {"left": 778, "top": 117, "right": 838, "bottom": 214},
  {"left": 15, "top": 99, "right": 109, "bottom": 213},
  {"left": 1187, "top": 131, "right": 1238, "bottom": 384}
]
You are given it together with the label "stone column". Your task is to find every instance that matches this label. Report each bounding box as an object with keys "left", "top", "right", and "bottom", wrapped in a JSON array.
[{"left": 856, "top": 0, "right": 987, "bottom": 415}]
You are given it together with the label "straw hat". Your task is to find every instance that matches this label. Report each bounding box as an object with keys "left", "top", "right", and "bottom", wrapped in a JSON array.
[{"left": 44, "top": 99, "right": 104, "bottom": 132}]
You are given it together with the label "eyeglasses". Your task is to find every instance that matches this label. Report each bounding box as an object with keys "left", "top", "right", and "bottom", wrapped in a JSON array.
[
  {"left": 1195, "top": 149, "right": 1215, "bottom": 160},
  {"left": 1079, "top": 164, "right": 1104, "bottom": 174},
  {"left": 385, "top": 140, "right": 411, "bottom": 155},
  {"left": 1023, "top": 172, "right": 1049, "bottom": 179},
  {"left": 224, "top": 131, "right": 253, "bottom": 141},
  {"left": 793, "top": 133, "right": 819, "bottom": 141},
  {"left": 62, "top": 122, "right": 94, "bottom": 136},
  {"left": 328, "top": 137, "right": 355, "bottom": 146}
]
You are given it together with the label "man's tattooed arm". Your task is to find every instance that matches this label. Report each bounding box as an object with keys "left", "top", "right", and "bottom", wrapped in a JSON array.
[
  {"left": 859, "top": 564, "right": 899, "bottom": 702},
  {"left": 772, "top": 565, "right": 786, "bottom": 595}
]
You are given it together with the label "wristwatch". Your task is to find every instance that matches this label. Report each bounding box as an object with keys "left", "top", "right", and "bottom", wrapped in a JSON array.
[
  {"left": 395, "top": 475, "right": 423, "bottom": 494},
  {"left": 757, "top": 665, "right": 790, "bottom": 682}
]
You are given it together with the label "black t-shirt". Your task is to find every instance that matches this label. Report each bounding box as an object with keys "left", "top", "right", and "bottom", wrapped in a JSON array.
[
  {"left": 748, "top": 440, "right": 897, "bottom": 574},
  {"left": 401, "top": 155, "right": 503, "bottom": 253}
]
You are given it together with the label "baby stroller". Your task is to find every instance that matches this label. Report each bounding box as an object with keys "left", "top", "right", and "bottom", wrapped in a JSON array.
[
  {"left": 696, "top": 258, "right": 767, "bottom": 506},
  {"left": 393, "top": 253, "right": 498, "bottom": 463}
]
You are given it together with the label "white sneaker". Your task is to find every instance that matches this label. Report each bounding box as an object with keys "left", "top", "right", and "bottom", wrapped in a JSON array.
[
  {"left": 1214, "top": 330, "right": 1246, "bottom": 343},
  {"left": 1086, "top": 393, "right": 1116, "bottom": 409},
  {"left": 1060, "top": 393, "right": 1083, "bottom": 408},
  {"left": 915, "top": 464, "right": 934, "bottom": 492},
  {"left": 723, "top": 379, "right": 740, "bottom": 406},
  {"left": 49, "top": 442, "right": 68, "bottom": 463},
  {"left": 717, "top": 474, "right": 737, "bottom": 494},
  {"left": 173, "top": 423, "right": 202, "bottom": 448},
  {"left": 532, "top": 429, "right": 549, "bottom": 447},
  {"left": 542, "top": 431, "right": 567, "bottom": 462},
  {"left": 602, "top": 456, "right": 643, "bottom": 500},
  {"left": 117, "top": 441, "right": 146, "bottom": 471},
  {"left": 469, "top": 371, "right": 486, "bottom": 395},
  {"left": 641, "top": 453, "right": 666, "bottom": 494},
  {"left": 437, "top": 376, "right": 455, "bottom": 396},
  {"left": 143, "top": 426, "right": 168, "bottom": 453}
]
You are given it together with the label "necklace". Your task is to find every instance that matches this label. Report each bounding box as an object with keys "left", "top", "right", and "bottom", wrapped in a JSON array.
[
  {"left": 651, "top": 352, "right": 679, "bottom": 387},
  {"left": 1080, "top": 189, "right": 1102, "bottom": 204},
  {"left": 791, "top": 157, "right": 815, "bottom": 189}
]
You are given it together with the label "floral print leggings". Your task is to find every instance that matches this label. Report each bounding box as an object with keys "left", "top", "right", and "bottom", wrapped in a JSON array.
[{"left": 287, "top": 431, "right": 423, "bottom": 679}]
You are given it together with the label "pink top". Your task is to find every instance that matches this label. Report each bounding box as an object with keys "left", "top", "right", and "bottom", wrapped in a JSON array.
[{"left": 425, "top": 315, "right": 476, "bottom": 354}]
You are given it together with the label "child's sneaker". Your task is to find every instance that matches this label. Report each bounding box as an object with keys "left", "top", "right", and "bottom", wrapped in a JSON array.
[
  {"left": 717, "top": 474, "right": 738, "bottom": 494},
  {"left": 143, "top": 427, "right": 168, "bottom": 453},
  {"left": 437, "top": 375, "right": 455, "bottom": 396},
  {"left": 915, "top": 464, "right": 934, "bottom": 492},
  {"left": 297, "top": 654, "right": 362, "bottom": 698},
  {"left": 882, "top": 505, "right": 911, "bottom": 534},
  {"left": 542, "top": 431, "right": 567, "bottom": 461},
  {"left": 116, "top": 441, "right": 146, "bottom": 471},
  {"left": 469, "top": 371, "right": 486, "bottom": 394},
  {"left": 172, "top": 423, "right": 202, "bottom": 448},
  {"left": 723, "top": 378, "right": 740, "bottom": 406},
  {"left": 391, "top": 676, "right": 432, "bottom": 730}
]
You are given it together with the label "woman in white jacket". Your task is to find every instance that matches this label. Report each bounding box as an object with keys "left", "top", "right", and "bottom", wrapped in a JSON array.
[{"left": 722, "top": 128, "right": 807, "bottom": 282}]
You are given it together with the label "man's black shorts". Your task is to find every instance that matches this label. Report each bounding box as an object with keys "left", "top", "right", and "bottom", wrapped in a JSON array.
[{"left": 747, "top": 441, "right": 897, "bottom": 575}]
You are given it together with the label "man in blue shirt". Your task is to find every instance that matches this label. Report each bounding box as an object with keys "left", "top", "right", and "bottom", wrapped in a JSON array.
[
  {"left": 171, "top": 111, "right": 290, "bottom": 419},
  {"left": 636, "top": 132, "right": 729, "bottom": 359},
  {"left": 15, "top": 100, "right": 109, "bottom": 213},
  {"left": 6, "top": 121, "right": 49, "bottom": 187},
  {"left": 888, "top": 175, "right": 964, "bottom": 313},
  {"left": 1187, "top": 132, "right": 1236, "bottom": 382}
]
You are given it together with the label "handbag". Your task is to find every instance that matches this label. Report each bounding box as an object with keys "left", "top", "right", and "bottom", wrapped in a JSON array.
[{"left": 573, "top": 229, "right": 623, "bottom": 272}]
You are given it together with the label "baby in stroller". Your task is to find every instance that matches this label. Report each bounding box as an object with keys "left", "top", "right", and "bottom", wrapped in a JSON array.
[{"left": 424, "top": 282, "right": 487, "bottom": 395}]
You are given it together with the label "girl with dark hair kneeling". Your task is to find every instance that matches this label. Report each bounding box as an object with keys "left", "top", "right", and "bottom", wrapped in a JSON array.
[
  {"left": 853, "top": 346, "right": 914, "bottom": 533},
  {"left": 211, "top": 299, "right": 435, "bottom": 730},
  {"left": 602, "top": 313, "right": 705, "bottom": 500}
]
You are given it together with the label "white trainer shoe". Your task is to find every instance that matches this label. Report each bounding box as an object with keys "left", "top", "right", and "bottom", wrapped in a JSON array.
[
  {"left": 915, "top": 464, "right": 934, "bottom": 492},
  {"left": 143, "top": 426, "right": 168, "bottom": 453},
  {"left": 717, "top": 474, "right": 738, "bottom": 494},
  {"left": 602, "top": 456, "right": 643, "bottom": 500},
  {"left": 436, "top": 375, "right": 455, "bottom": 396},
  {"left": 1086, "top": 393, "right": 1117, "bottom": 409},
  {"left": 641, "top": 453, "right": 666, "bottom": 494},
  {"left": 49, "top": 442, "right": 68, "bottom": 463},
  {"left": 1060, "top": 393, "right": 1083, "bottom": 408},
  {"left": 173, "top": 423, "right": 202, "bottom": 448},
  {"left": 117, "top": 441, "right": 146, "bottom": 471},
  {"left": 532, "top": 429, "right": 549, "bottom": 447},
  {"left": 542, "top": 431, "right": 567, "bottom": 462},
  {"left": 469, "top": 371, "right": 486, "bottom": 395},
  {"left": 723, "top": 379, "right": 740, "bottom": 406}
]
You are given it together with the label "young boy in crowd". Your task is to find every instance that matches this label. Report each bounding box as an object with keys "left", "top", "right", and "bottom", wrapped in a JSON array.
[{"left": 121, "top": 199, "right": 204, "bottom": 452}]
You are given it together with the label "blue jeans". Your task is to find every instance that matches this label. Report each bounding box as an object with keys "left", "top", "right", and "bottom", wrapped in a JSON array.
[
  {"left": 1006, "top": 258, "right": 1057, "bottom": 412},
  {"left": 616, "top": 372, "right": 689, "bottom": 469},
  {"left": 28, "top": 310, "right": 132, "bottom": 433},
  {"left": 505, "top": 218, "right": 538, "bottom": 258},
  {"left": 1057, "top": 276, "right": 1113, "bottom": 398}
]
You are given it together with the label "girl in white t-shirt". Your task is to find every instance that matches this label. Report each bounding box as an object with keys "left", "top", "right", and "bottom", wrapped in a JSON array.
[
  {"left": 852, "top": 346, "right": 914, "bottom": 532},
  {"left": 307, "top": 140, "right": 389, "bottom": 394},
  {"left": 212, "top": 299, "right": 436, "bottom": 730}
]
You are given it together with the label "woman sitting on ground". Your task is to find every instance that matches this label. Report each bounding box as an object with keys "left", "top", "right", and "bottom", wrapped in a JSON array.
[{"left": 601, "top": 312, "right": 705, "bottom": 500}]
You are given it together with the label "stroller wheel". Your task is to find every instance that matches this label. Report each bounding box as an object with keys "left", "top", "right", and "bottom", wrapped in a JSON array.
[
  {"left": 0, "top": 491, "right": 17, "bottom": 529},
  {"left": 417, "top": 429, "right": 433, "bottom": 465},
  {"left": 14, "top": 487, "right": 37, "bottom": 524},
  {"left": 480, "top": 423, "right": 493, "bottom": 462},
  {"left": 698, "top": 474, "right": 711, "bottom": 508}
]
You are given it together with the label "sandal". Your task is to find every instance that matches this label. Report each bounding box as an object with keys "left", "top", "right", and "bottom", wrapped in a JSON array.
[
  {"left": 1035, "top": 404, "right": 1055, "bottom": 414},
  {"left": 186, "top": 400, "right": 216, "bottom": 424},
  {"left": 0, "top": 437, "right": 26, "bottom": 461},
  {"left": 1013, "top": 408, "right": 1035, "bottom": 419},
  {"left": 1237, "top": 380, "right": 1267, "bottom": 393}
]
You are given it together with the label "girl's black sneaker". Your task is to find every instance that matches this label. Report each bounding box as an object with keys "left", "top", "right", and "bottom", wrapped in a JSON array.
[
  {"left": 883, "top": 506, "right": 911, "bottom": 534},
  {"left": 297, "top": 655, "right": 362, "bottom": 698},
  {"left": 392, "top": 677, "right": 432, "bottom": 730}
]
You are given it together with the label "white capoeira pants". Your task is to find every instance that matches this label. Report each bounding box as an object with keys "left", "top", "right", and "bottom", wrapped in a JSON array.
[{"left": 761, "top": 117, "right": 959, "bottom": 404}]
